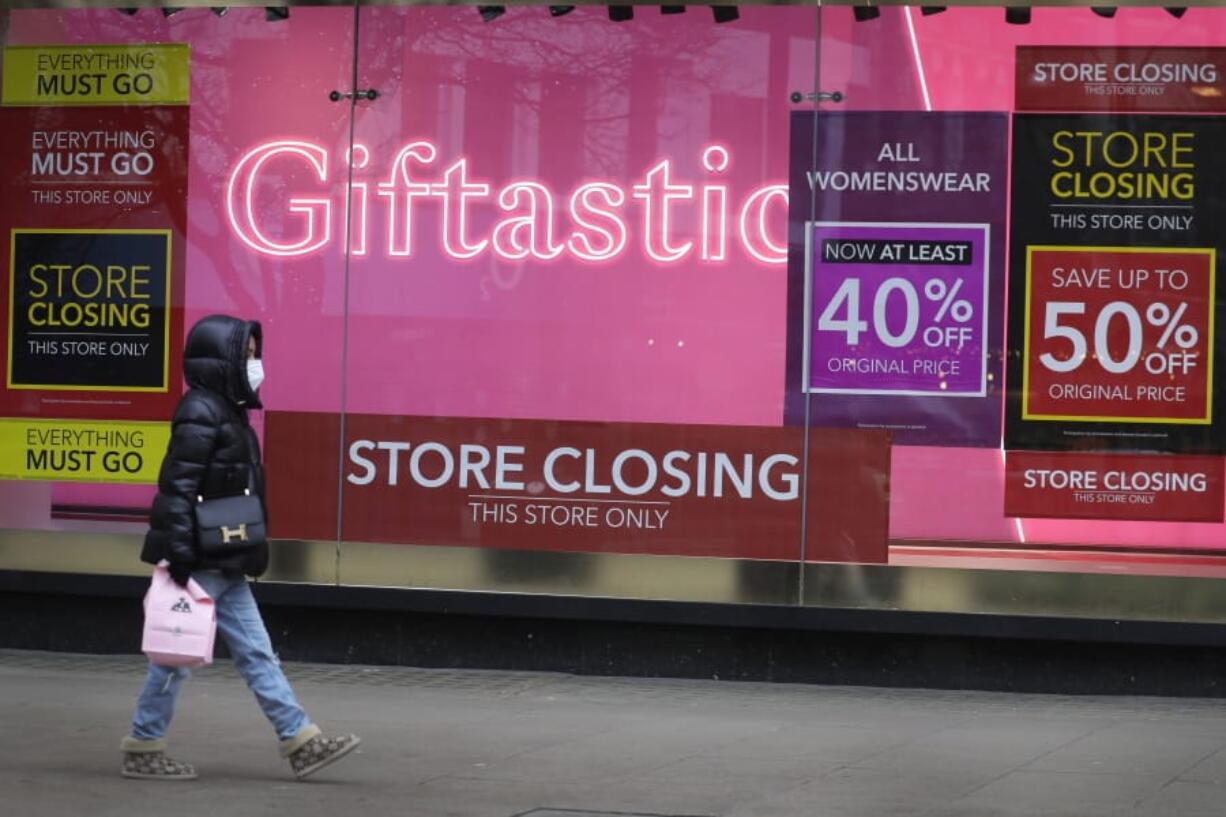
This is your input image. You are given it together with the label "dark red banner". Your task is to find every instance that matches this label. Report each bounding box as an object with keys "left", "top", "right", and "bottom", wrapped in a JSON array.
[
  {"left": 1005, "top": 450, "right": 1225, "bottom": 522},
  {"left": 266, "top": 412, "right": 892, "bottom": 563},
  {"left": 0, "top": 105, "right": 188, "bottom": 421},
  {"left": 1016, "top": 47, "right": 1226, "bottom": 113}
]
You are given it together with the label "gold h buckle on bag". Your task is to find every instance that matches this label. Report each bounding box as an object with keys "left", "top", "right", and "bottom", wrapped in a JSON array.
[{"left": 221, "top": 524, "right": 248, "bottom": 544}]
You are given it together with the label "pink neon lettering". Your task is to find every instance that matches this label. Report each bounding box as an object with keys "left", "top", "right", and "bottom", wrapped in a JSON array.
[
  {"left": 435, "top": 160, "right": 490, "bottom": 259},
  {"left": 227, "top": 141, "right": 331, "bottom": 257},
  {"left": 345, "top": 145, "right": 369, "bottom": 256},
  {"left": 492, "top": 181, "right": 564, "bottom": 260},
  {"left": 633, "top": 160, "right": 694, "bottom": 263},
  {"left": 377, "top": 141, "right": 436, "bottom": 257},
  {"left": 701, "top": 146, "right": 730, "bottom": 262},
  {"left": 567, "top": 183, "right": 627, "bottom": 262},
  {"left": 228, "top": 140, "right": 786, "bottom": 265},
  {"left": 739, "top": 185, "right": 788, "bottom": 264}
]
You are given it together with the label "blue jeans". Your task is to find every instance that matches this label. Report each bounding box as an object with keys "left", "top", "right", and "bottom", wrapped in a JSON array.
[{"left": 130, "top": 570, "right": 310, "bottom": 741}]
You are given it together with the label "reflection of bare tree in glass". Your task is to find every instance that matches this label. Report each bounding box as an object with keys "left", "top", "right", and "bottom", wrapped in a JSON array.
[
  {"left": 15, "top": 6, "right": 790, "bottom": 317},
  {"left": 339, "top": 5, "right": 788, "bottom": 320},
  {"left": 186, "top": 12, "right": 352, "bottom": 321},
  {"left": 35, "top": 7, "right": 354, "bottom": 321},
  {"left": 386, "top": 10, "right": 751, "bottom": 178}
]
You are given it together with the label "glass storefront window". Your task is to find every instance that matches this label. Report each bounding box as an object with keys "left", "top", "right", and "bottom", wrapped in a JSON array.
[{"left": 1, "top": 3, "right": 1224, "bottom": 623}]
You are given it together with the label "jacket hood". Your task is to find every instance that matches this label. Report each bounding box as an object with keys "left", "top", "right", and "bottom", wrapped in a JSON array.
[{"left": 183, "top": 315, "right": 263, "bottom": 408}]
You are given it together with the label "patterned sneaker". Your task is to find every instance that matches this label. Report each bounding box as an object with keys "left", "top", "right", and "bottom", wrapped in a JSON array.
[
  {"left": 280, "top": 724, "right": 361, "bottom": 780},
  {"left": 120, "top": 736, "right": 198, "bottom": 780}
]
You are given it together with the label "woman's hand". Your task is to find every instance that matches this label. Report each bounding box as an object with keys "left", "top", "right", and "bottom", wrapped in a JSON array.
[{"left": 167, "top": 562, "right": 192, "bottom": 588}]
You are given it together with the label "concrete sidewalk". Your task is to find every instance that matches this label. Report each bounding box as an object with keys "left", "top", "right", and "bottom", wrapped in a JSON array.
[{"left": 3, "top": 649, "right": 1226, "bottom": 817}]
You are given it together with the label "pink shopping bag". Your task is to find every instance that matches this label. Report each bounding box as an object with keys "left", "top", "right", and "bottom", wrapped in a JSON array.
[{"left": 141, "top": 563, "right": 216, "bottom": 667}]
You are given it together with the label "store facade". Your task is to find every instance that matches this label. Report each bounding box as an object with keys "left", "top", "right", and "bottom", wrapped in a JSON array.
[{"left": 2, "top": 1, "right": 1226, "bottom": 640}]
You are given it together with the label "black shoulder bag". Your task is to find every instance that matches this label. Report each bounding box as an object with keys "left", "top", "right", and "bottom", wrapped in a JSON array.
[{"left": 194, "top": 478, "right": 267, "bottom": 557}]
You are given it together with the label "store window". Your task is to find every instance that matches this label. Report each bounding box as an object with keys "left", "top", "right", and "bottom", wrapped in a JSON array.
[{"left": 1, "top": 4, "right": 1224, "bottom": 622}]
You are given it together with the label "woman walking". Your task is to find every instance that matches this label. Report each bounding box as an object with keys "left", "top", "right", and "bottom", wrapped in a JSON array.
[{"left": 122, "top": 314, "right": 360, "bottom": 781}]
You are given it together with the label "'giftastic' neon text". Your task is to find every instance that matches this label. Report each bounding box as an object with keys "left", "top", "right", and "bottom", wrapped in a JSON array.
[{"left": 226, "top": 140, "right": 788, "bottom": 264}]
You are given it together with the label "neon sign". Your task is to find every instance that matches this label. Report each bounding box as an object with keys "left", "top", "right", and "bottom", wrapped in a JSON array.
[{"left": 226, "top": 140, "right": 788, "bottom": 264}]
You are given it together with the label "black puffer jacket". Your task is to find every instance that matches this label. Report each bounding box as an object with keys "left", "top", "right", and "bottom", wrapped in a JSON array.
[{"left": 142, "top": 315, "right": 268, "bottom": 576}]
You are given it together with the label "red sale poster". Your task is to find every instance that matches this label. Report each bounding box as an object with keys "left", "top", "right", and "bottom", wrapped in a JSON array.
[
  {"left": 1005, "top": 450, "right": 1225, "bottom": 523},
  {"left": 265, "top": 413, "right": 892, "bottom": 564},
  {"left": 0, "top": 44, "right": 188, "bottom": 491},
  {"left": 1015, "top": 46, "right": 1226, "bottom": 114},
  {"left": 1021, "top": 246, "right": 1213, "bottom": 425}
]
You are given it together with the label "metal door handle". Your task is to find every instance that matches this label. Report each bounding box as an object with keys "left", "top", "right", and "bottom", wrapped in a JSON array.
[
  {"left": 329, "top": 89, "right": 379, "bottom": 102},
  {"left": 790, "top": 91, "right": 844, "bottom": 103}
]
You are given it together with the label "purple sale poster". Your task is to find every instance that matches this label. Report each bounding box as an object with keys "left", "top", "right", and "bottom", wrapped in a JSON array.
[
  {"left": 784, "top": 112, "right": 1008, "bottom": 447},
  {"left": 807, "top": 223, "right": 989, "bottom": 396}
]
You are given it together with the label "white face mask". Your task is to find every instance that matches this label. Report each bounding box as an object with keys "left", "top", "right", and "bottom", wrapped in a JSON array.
[{"left": 246, "top": 359, "right": 265, "bottom": 392}]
